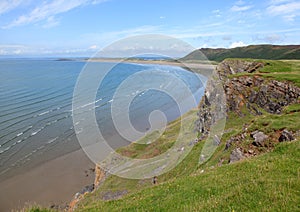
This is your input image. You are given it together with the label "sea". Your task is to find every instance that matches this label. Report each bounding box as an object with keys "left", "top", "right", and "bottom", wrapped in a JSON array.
[{"left": 0, "top": 58, "right": 206, "bottom": 181}]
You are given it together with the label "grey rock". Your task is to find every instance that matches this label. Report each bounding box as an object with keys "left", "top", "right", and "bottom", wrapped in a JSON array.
[
  {"left": 229, "top": 148, "right": 244, "bottom": 163},
  {"left": 279, "top": 129, "right": 294, "bottom": 142},
  {"left": 250, "top": 130, "right": 259, "bottom": 137},
  {"left": 251, "top": 131, "right": 268, "bottom": 147}
]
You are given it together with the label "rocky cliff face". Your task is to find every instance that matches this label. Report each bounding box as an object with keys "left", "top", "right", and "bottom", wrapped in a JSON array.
[
  {"left": 196, "top": 59, "right": 300, "bottom": 128},
  {"left": 195, "top": 59, "right": 300, "bottom": 162},
  {"left": 218, "top": 60, "right": 299, "bottom": 115}
]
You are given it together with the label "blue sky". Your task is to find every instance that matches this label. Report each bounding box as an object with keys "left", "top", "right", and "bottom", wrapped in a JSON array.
[{"left": 0, "top": 0, "right": 300, "bottom": 57}]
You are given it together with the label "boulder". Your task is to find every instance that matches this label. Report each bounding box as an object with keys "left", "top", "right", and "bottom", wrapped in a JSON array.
[
  {"left": 251, "top": 131, "right": 268, "bottom": 147},
  {"left": 279, "top": 129, "right": 294, "bottom": 142},
  {"left": 229, "top": 148, "right": 244, "bottom": 163}
]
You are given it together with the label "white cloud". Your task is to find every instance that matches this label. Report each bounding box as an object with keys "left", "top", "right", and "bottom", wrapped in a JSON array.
[
  {"left": 88, "top": 45, "right": 98, "bottom": 49},
  {"left": 4, "top": 0, "right": 107, "bottom": 28},
  {"left": 267, "top": 1, "right": 300, "bottom": 15},
  {"left": 230, "top": 0, "right": 253, "bottom": 12},
  {"left": 0, "top": 0, "right": 24, "bottom": 15},
  {"left": 267, "top": 0, "right": 300, "bottom": 21},
  {"left": 229, "top": 41, "right": 247, "bottom": 48},
  {"left": 231, "top": 5, "right": 253, "bottom": 12},
  {"left": 0, "top": 44, "right": 29, "bottom": 55}
]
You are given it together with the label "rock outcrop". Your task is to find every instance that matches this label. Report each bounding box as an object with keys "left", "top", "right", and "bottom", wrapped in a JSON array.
[
  {"left": 196, "top": 59, "right": 300, "bottom": 133},
  {"left": 194, "top": 69, "right": 226, "bottom": 136},
  {"left": 217, "top": 60, "right": 264, "bottom": 81},
  {"left": 225, "top": 76, "right": 300, "bottom": 115},
  {"left": 218, "top": 60, "right": 300, "bottom": 115},
  {"left": 195, "top": 59, "right": 300, "bottom": 163}
]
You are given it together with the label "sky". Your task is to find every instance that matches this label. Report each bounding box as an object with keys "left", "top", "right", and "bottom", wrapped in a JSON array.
[{"left": 0, "top": 0, "right": 300, "bottom": 57}]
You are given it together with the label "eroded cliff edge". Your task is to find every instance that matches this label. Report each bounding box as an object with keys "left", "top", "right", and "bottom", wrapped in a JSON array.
[{"left": 195, "top": 59, "right": 300, "bottom": 163}]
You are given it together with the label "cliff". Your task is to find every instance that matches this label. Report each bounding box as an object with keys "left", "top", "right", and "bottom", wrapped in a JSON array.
[{"left": 196, "top": 59, "right": 300, "bottom": 163}]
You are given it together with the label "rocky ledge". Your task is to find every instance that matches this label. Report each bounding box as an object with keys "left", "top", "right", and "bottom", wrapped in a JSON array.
[
  {"left": 195, "top": 59, "right": 300, "bottom": 163},
  {"left": 218, "top": 59, "right": 300, "bottom": 115}
]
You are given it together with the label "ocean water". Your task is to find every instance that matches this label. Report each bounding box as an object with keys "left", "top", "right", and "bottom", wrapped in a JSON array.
[{"left": 0, "top": 59, "right": 206, "bottom": 181}]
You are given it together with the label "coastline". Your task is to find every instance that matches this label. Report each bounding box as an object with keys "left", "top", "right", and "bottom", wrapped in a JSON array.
[
  {"left": 0, "top": 60, "right": 214, "bottom": 211},
  {"left": 85, "top": 58, "right": 216, "bottom": 75}
]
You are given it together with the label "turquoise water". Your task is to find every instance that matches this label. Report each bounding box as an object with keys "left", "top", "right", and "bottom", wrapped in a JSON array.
[{"left": 0, "top": 59, "right": 206, "bottom": 180}]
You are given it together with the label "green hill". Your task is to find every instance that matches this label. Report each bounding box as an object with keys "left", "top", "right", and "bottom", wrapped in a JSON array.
[{"left": 182, "top": 45, "right": 300, "bottom": 62}]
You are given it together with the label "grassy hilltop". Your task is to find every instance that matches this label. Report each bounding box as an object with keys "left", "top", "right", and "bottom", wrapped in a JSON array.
[
  {"left": 182, "top": 45, "right": 300, "bottom": 62},
  {"left": 30, "top": 59, "right": 300, "bottom": 212}
]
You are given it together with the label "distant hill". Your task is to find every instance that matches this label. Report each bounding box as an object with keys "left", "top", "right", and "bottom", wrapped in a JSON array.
[{"left": 182, "top": 45, "right": 300, "bottom": 62}]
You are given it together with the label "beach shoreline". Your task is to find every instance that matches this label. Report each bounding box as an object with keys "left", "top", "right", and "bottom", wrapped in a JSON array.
[
  {"left": 85, "top": 58, "right": 216, "bottom": 75},
  {"left": 0, "top": 59, "right": 214, "bottom": 211}
]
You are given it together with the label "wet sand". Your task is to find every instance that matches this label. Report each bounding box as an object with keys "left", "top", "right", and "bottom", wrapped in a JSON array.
[{"left": 0, "top": 149, "right": 95, "bottom": 211}]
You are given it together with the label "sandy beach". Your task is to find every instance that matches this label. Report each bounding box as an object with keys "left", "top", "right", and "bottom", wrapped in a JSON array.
[
  {"left": 87, "top": 58, "right": 216, "bottom": 75},
  {"left": 0, "top": 149, "right": 95, "bottom": 211}
]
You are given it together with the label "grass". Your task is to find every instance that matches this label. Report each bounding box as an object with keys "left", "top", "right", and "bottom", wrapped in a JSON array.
[
  {"left": 249, "top": 113, "right": 300, "bottom": 132},
  {"left": 225, "top": 59, "right": 300, "bottom": 87},
  {"left": 76, "top": 141, "right": 300, "bottom": 211},
  {"left": 74, "top": 105, "right": 299, "bottom": 211},
  {"left": 284, "top": 103, "right": 300, "bottom": 113}
]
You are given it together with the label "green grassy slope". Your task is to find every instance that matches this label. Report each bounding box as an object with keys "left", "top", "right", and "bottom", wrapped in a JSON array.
[
  {"left": 77, "top": 142, "right": 300, "bottom": 211},
  {"left": 182, "top": 45, "right": 300, "bottom": 62}
]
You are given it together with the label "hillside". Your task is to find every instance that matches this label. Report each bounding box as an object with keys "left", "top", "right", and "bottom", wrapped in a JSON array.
[
  {"left": 29, "top": 59, "right": 300, "bottom": 212},
  {"left": 181, "top": 45, "right": 300, "bottom": 62}
]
